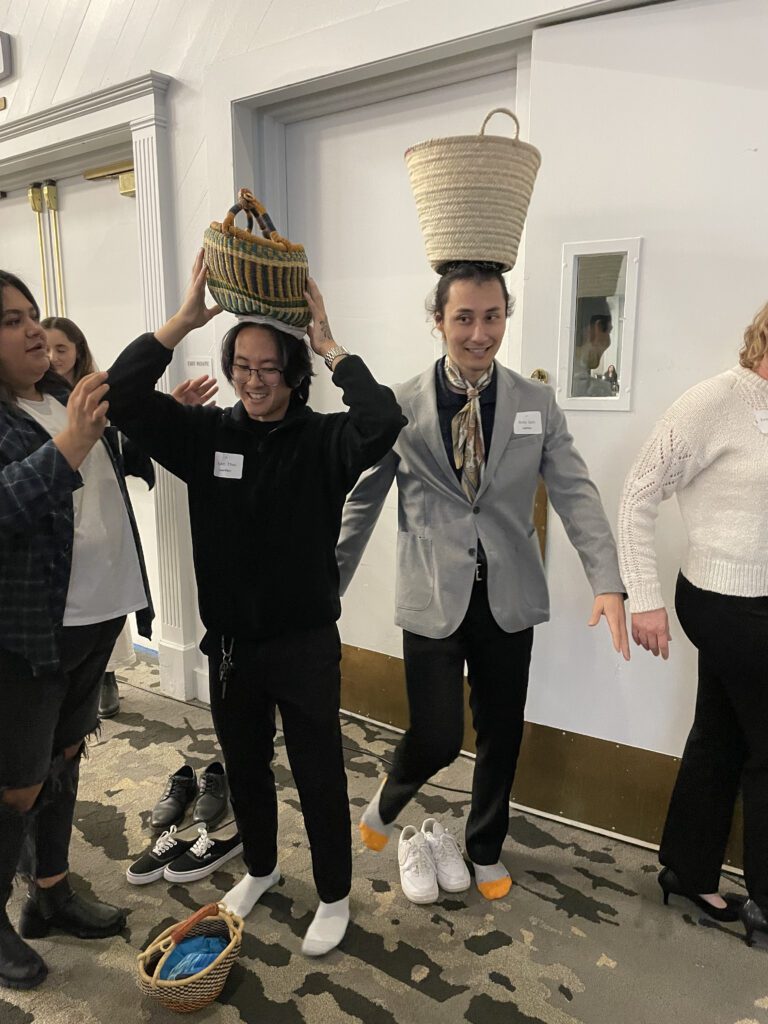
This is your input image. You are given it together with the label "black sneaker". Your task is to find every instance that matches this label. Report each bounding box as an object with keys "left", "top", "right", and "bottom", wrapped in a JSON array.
[
  {"left": 126, "top": 826, "right": 201, "bottom": 885},
  {"left": 163, "top": 824, "right": 243, "bottom": 883},
  {"left": 192, "top": 761, "right": 229, "bottom": 829}
]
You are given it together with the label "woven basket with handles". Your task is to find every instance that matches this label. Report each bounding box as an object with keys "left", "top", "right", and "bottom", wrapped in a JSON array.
[
  {"left": 405, "top": 108, "right": 541, "bottom": 273},
  {"left": 203, "top": 189, "right": 310, "bottom": 328},
  {"left": 137, "top": 902, "right": 244, "bottom": 1013}
]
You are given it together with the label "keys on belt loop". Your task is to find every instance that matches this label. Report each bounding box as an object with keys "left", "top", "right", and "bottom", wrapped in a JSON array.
[{"left": 219, "top": 637, "right": 234, "bottom": 698}]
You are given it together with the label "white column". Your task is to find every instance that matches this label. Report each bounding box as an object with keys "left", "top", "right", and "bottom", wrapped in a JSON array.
[{"left": 130, "top": 104, "right": 201, "bottom": 700}]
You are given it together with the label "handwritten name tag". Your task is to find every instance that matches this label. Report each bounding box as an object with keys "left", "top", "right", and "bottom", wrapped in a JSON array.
[
  {"left": 214, "top": 452, "right": 244, "bottom": 479},
  {"left": 514, "top": 411, "right": 543, "bottom": 435},
  {"left": 755, "top": 410, "right": 768, "bottom": 435}
]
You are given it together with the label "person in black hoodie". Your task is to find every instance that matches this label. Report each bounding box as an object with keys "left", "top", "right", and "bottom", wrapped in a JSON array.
[{"left": 106, "top": 251, "right": 405, "bottom": 956}]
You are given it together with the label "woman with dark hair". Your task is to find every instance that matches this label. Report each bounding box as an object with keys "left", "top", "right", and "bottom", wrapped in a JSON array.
[
  {"left": 618, "top": 300, "right": 768, "bottom": 942},
  {"left": 0, "top": 272, "right": 153, "bottom": 989},
  {"left": 105, "top": 251, "right": 405, "bottom": 956},
  {"left": 338, "top": 261, "right": 627, "bottom": 904}
]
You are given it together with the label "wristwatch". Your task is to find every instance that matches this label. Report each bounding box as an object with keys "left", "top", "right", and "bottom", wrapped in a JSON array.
[{"left": 323, "top": 345, "right": 349, "bottom": 370}]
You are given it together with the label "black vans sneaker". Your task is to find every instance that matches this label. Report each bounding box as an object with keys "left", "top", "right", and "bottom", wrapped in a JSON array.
[
  {"left": 163, "top": 825, "right": 243, "bottom": 883},
  {"left": 126, "top": 826, "right": 201, "bottom": 885}
]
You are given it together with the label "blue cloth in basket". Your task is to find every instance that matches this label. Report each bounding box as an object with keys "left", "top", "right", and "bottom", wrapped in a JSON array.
[{"left": 159, "top": 936, "right": 228, "bottom": 981}]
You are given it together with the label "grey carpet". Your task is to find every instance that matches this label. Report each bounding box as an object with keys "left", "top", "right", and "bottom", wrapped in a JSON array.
[{"left": 2, "top": 667, "right": 765, "bottom": 1024}]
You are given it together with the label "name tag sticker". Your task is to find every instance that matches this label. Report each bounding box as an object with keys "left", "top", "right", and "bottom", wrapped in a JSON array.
[
  {"left": 514, "top": 411, "right": 543, "bottom": 435},
  {"left": 755, "top": 410, "right": 768, "bottom": 434},
  {"left": 214, "top": 452, "right": 244, "bottom": 479}
]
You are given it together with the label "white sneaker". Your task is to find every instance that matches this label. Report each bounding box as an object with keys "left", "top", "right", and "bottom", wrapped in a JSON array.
[
  {"left": 421, "top": 818, "right": 471, "bottom": 893},
  {"left": 398, "top": 825, "right": 438, "bottom": 904}
]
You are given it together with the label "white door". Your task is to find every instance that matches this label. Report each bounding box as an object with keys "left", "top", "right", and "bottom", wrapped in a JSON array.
[{"left": 285, "top": 70, "right": 516, "bottom": 659}]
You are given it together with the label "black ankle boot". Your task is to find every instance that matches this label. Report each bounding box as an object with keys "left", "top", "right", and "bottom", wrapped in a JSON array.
[
  {"left": 0, "top": 892, "right": 47, "bottom": 990},
  {"left": 18, "top": 876, "right": 126, "bottom": 940},
  {"left": 98, "top": 671, "right": 120, "bottom": 719}
]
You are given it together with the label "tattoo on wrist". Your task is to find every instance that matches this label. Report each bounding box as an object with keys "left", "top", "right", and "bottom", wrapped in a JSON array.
[{"left": 319, "top": 318, "right": 334, "bottom": 342}]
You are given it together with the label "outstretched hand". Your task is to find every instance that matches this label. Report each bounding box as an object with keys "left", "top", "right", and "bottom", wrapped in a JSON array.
[
  {"left": 171, "top": 375, "right": 219, "bottom": 407},
  {"left": 588, "top": 592, "right": 630, "bottom": 661}
]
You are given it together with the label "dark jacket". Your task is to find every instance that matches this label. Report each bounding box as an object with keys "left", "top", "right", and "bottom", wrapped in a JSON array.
[
  {"left": 106, "top": 334, "right": 405, "bottom": 649},
  {"left": 0, "top": 372, "right": 154, "bottom": 675}
]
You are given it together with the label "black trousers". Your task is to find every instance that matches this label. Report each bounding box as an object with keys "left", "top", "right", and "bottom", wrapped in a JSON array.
[
  {"left": 660, "top": 574, "right": 768, "bottom": 911},
  {"left": 378, "top": 578, "right": 534, "bottom": 865},
  {"left": 208, "top": 624, "right": 352, "bottom": 904}
]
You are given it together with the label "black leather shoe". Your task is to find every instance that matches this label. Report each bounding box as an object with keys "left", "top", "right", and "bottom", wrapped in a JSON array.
[
  {"left": 18, "top": 877, "right": 126, "bottom": 940},
  {"left": 658, "top": 866, "right": 741, "bottom": 922},
  {"left": 98, "top": 671, "right": 120, "bottom": 719},
  {"left": 0, "top": 900, "right": 47, "bottom": 989},
  {"left": 192, "top": 761, "right": 229, "bottom": 828},
  {"left": 740, "top": 899, "right": 768, "bottom": 947},
  {"left": 151, "top": 765, "right": 197, "bottom": 830}
]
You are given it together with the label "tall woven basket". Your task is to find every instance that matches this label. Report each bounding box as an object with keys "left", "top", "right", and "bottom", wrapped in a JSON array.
[
  {"left": 405, "top": 108, "right": 541, "bottom": 273},
  {"left": 137, "top": 902, "right": 244, "bottom": 1013},
  {"left": 576, "top": 253, "right": 626, "bottom": 298},
  {"left": 203, "top": 189, "right": 311, "bottom": 328}
]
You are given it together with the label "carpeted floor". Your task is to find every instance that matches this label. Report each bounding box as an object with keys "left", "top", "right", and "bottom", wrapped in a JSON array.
[{"left": 2, "top": 666, "right": 766, "bottom": 1024}]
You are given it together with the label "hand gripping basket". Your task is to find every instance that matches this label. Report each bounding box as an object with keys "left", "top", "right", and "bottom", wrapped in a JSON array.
[
  {"left": 203, "top": 188, "right": 311, "bottom": 329},
  {"left": 137, "top": 902, "right": 244, "bottom": 1013},
  {"left": 404, "top": 108, "right": 541, "bottom": 273}
]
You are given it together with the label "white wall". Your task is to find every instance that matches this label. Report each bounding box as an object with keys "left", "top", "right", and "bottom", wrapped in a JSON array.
[{"left": 520, "top": 0, "right": 768, "bottom": 755}]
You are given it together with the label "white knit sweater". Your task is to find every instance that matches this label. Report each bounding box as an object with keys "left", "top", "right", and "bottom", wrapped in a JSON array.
[{"left": 618, "top": 365, "right": 768, "bottom": 612}]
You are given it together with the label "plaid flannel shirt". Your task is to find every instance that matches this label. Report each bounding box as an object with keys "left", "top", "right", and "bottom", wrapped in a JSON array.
[{"left": 0, "top": 373, "right": 152, "bottom": 675}]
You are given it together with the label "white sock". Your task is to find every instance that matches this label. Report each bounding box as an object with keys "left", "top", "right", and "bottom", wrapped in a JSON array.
[
  {"left": 301, "top": 896, "right": 350, "bottom": 957},
  {"left": 359, "top": 779, "right": 394, "bottom": 850},
  {"left": 222, "top": 868, "right": 280, "bottom": 918}
]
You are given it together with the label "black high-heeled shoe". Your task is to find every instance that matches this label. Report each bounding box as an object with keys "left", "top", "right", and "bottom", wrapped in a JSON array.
[
  {"left": 739, "top": 899, "right": 768, "bottom": 947},
  {"left": 657, "top": 867, "right": 741, "bottom": 923}
]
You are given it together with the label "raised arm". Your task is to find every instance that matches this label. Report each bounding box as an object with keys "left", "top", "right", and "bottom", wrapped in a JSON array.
[{"left": 106, "top": 251, "right": 222, "bottom": 480}]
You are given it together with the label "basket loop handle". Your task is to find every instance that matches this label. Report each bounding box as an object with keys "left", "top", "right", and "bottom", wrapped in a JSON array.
[
  {"left": 220, "top": 188, "right": 296, "bottom": 252},
  {"left": 480, "top": 108, "right": 520, "bottom": 140},
  {"left": 170, "top": 903, "right": 220, "bottom": 947}
]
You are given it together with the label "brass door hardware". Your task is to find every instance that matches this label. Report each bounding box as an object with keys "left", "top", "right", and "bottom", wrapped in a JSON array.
[
  {"left": 42, "top": 181, "right": 66, "bottom": 317},
  {"left": 28, "top": 184, "right": 50, "bottom": 317}
]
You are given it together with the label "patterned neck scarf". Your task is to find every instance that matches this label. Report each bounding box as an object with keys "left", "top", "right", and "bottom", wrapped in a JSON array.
[{"left": 443, "top": 356, "right": 495, "bottom": 502}]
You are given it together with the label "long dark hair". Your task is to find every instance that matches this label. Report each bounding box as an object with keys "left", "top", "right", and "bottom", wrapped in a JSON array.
[
  {"left": 220, "top": 321, "right": 314, "bottom": 406},
  {"left": 41, "top": 316, "right": 97, "bottom": 383},
  {"left": 0, "top": 272, "right": 42, "bottom": 411},
  {"left": 427, "top": 261, "right": 514, "bottom": 321}
]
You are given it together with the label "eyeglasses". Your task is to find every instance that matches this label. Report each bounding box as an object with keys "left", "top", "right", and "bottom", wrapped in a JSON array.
[{"left": 231, "top": 363, "right": 284, "bottom": 386}]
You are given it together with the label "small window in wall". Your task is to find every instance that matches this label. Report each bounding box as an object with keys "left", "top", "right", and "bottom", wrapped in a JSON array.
[{"left": 557, "top": 238, "right": 641, "bottom": 411}]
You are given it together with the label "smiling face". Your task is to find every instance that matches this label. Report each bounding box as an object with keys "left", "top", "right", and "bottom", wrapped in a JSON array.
[
  {"left": 435, "top": 278, "right": 507, "bottom": 383},
  {"left": 0, "top": 285, "right": 49, "bottom": 400},
  {"left": 46, "top": 327, "right": 78, "bottom": 383},
  {"left": 231, "top": 326, "right": 293, "bottom": 421}
]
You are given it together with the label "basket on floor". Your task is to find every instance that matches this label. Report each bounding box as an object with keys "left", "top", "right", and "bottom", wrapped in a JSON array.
[
  {"left": 203, "top": 188, "right": 311, "bottom": 328},
  {"left": 404, "top": 108, "right": 541, "bottom": 273},
  {"left": 137, "top": 902, "right": 244, "bottom": 1013}
]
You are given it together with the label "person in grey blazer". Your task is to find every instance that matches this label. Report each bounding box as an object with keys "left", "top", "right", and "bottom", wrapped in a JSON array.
[{"left": 337, "top": 261, "right": 628, "bottom": 901}]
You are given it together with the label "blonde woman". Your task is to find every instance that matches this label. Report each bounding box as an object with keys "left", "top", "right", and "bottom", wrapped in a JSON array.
[{"left": 618, "top": 301, "right": 768, "bottom": 944}]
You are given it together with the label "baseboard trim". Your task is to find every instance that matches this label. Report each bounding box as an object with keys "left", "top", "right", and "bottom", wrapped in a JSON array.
[{"left": 340, "top": 643, "right": 744, "bottom": 870}]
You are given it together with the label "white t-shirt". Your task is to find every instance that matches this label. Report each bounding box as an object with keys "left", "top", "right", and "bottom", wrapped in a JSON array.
[{"left": 17, "top": 393, "right": 146, "bottom": 626}]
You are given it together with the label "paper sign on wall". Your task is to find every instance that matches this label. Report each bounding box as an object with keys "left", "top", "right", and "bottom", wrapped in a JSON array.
[{"left": 185, "top": 357, "right": 215, "bottom": 379}]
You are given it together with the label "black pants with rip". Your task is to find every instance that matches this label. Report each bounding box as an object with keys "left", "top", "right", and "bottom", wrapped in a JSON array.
[
  {"left": 378, "top": 576, "right": 534, "bottom": 866},
  {"left": 208, "top": 624, "right": 352, "bottom": 904},
  {"left": 660, "top": 574, "right": 768, "bottom": 912}
]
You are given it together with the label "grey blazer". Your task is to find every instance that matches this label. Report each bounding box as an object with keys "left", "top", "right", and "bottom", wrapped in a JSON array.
[{"left": 337, "top": 361, "right": 624, "bottom": 639}]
